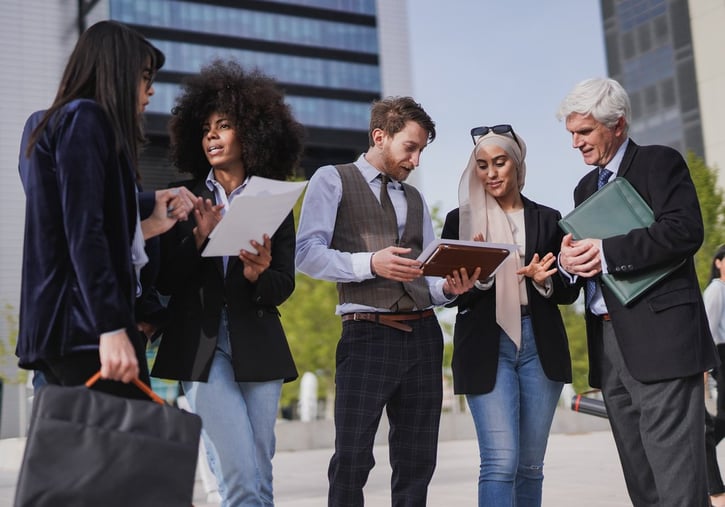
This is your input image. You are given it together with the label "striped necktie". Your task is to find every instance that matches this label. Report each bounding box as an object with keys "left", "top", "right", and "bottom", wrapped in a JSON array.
[{"left": 585, "top": 167, "right": 613, "bottom": 307}]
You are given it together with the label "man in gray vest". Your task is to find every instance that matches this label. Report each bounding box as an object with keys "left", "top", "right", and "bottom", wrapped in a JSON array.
[{"left": 296, "top": 96, "right": 477, "bottom": 506}]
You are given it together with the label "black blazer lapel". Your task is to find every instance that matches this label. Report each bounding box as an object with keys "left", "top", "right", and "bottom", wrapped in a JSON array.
[
  {"left": 523, "top": 197, "right": 539, "bottom": 264},
  {"left": 616, "top": 139, "right": 638, "bottom": 180}
]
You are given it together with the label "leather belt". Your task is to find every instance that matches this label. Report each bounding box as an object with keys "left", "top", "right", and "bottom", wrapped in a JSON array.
[
  {"left": 601, "top": 313, "right": 612, "bottom": 321},
  {"left": 341, "top": 309, "right": 435, "bottom": 333},
  {"left": 520, "top": 305, "right": 530, "bottom": 317}
]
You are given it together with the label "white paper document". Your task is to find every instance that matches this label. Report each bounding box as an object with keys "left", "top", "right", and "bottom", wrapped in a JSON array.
[{"left": 201, "top": 176, "right": 308, "bottom": 257}]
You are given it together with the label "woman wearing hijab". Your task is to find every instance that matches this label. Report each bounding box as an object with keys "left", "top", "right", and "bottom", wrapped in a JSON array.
[{"left": 441, "top": 125, "right": 579, "bottom": 506}]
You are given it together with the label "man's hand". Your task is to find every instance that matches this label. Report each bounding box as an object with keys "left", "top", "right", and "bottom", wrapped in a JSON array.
[
  {"left": 559, "top": 233, "right": 603, "bottom": 278},
  {"left": 443, "top": 267, "right": 480, "bottom": 296},
  {"left": 371, "top": 246, "right": 425, "bottom": 282},
  {"left": 99, "top": 330, "right": 139, "bottom": 383}
]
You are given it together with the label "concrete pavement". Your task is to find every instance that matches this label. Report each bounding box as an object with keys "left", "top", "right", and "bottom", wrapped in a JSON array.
[
  {"left": 0, "top": 431, "right": 632, "bottom": 506},
  {"left": 1, "top": 407, "right": 715, "bottom": 506}
]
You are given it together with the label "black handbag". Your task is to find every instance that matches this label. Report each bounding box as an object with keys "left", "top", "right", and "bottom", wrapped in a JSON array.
[{"left": 14, "top": 372, "right": 202, "bottom": 507}]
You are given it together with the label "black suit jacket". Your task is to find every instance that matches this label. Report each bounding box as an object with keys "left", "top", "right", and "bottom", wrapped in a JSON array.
[
  {"left": 151, "top": 179, "right": 298, "bottom": 383},
  {"left": 574, "top": 140, "right": 718, "bottom": 386},
  {"left": 442, "top": 195, "right": 579, "bottom": 394}
]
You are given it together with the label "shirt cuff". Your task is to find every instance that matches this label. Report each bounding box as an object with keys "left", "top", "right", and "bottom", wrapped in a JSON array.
[
  {"left": 352, "top": 252, "right": 376, "bottom": 280},
  {"left": 474, "top": 277, "right": 494, "bottom": 291},
  {"left": 557, "top": 253, "right": 578, "bottom": 284},
  {"left": 533, "top": 277, "right": 553, "bottom": 298},
  {"left": 100, "top": 328, "right": 126, "bottom": 340}
]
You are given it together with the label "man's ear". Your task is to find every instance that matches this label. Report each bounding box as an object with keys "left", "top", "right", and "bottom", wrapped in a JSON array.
[{"left": 371, "top": 128, "right": 386, "bottom": 148}]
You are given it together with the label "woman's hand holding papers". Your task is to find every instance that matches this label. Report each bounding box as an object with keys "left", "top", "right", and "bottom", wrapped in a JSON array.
[{"left": 240, "top": 234, "right": 272, "bottom": 283}]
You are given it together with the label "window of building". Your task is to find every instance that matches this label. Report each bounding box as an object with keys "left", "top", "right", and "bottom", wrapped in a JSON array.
[
  {"left": 112, "top": 0, "right": 378, "bottom": 53},
  {"left": 637, "top": 23, "right": 652, "bottom": 53},
  {"left": 152, "top": 40, "right": 381, "bottom": 93},
  {"left": 262, "top": 0, "right": 376, "bottom": 15},
  {"left": 147, "top": 83, "right": 371, "bottom": 131}
]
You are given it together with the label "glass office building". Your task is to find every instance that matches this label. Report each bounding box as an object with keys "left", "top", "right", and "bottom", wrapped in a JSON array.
[
  {"left": 107, "top": 0, "right": 382, "bottom": 185},
  {"left": 600, "top": 0, "right": 704, "bottom": 158}
]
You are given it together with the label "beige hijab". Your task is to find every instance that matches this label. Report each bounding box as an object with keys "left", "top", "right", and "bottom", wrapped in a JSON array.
[{"left": 458, "top": 131, "right": 527, "bottom": 348}]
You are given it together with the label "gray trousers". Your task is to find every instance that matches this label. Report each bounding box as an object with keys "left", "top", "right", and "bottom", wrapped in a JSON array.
[{"left": 601, "top": 320, "right": 708, "bottom": 507}]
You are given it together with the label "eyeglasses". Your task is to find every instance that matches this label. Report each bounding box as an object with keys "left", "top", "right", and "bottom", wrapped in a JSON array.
[
  {"left": 142, "top": 68, "right": 155, "bottom": 91},
  {"left": 470, "top": 124, "right": 520, "bottom": 147}
]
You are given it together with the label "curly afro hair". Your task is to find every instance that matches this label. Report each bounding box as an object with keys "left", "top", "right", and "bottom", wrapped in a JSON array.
[{"left": 168, "top": 59, "right": 304, "bottom": 181}]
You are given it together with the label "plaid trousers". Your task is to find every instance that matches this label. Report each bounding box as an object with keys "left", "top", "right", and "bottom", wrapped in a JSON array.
[{"left": 328, "top": 315, "right": 444, "bottom": 507}]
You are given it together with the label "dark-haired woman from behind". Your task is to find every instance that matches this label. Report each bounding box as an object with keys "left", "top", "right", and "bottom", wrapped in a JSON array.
[{"left": 16, "top": 20, "right": 179, "bottom": 399}]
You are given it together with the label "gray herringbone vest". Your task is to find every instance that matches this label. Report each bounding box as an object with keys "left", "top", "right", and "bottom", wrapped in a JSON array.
[{"left": 331, "top": 163, "right": 432, "bottom": 310}]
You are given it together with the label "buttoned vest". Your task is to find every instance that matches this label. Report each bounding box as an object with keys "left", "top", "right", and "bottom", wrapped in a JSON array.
[{"left": 331, "top": 163, "right": 432, "bottom": 310}]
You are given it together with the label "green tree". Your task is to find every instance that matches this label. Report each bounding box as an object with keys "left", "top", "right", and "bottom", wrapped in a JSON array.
[
  {"left": 279, "top": 273, "right": 340, "bottom": 408},
  {"left": 688, "top": 151, "right": 725, "bottom": 288},
  {"left": 0, "top": 303, "right": 26, "bottom": 384},
  {"left": 560, "top": 303, "right": 589, "bottom": 392}
]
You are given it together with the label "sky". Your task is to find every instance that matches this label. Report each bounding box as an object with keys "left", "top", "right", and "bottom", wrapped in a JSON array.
[{"left": 404, "top": 1, "right": 608, "bottom": 219}]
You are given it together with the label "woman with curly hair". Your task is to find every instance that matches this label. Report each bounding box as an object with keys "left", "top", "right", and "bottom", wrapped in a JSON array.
[{"left": 151, "top": 59, "right": 304, "bottom": 506}]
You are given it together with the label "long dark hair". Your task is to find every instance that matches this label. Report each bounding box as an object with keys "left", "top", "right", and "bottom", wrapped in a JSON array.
[
  {"left": 27, "top": 20, "right": 164, "bottom": 168},
  {"left": 169, "top": 59, "right": 304, "bottom": 181},
  {"left": 711, "top": 245, "right": 725, "bottom": 281}
]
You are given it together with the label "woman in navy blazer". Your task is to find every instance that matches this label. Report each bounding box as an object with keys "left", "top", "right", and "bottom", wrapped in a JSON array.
[
  {"left": 16, "top": 21, "right": 166, "bottom": 398},
  {"left": 151, "top": 60, "right": 303, "bottom": 506},
  {"left": 442, "top": 126, "right": 578, "bottom": 507}
]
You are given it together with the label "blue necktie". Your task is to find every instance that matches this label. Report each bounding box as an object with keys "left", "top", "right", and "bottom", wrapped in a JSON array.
[{"left": 585, "top": 168, "right": 613, "bottom": 307}]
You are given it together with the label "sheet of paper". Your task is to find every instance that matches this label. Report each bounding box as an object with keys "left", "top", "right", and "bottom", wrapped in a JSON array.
[{"left": 201, "top": 176, "right": 307, "bottom": 257}]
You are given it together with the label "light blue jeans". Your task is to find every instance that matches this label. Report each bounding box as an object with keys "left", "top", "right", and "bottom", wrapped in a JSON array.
[
  {"left": 182, "top": 311, "right": 283, "bottom": 507},
  {"left": 466, "top": 317, "right": 563, "bottom": 507}
]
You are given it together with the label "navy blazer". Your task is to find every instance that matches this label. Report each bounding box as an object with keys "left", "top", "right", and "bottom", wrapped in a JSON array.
[
  {"left": 17, "top": 100, "right": 139, "bottom": 369},
  {"left": 442, "top": 196, "right": 579, "bottom": 394},
  {"left": 151, "top": 179, "right": 298, "bottom": 383},
  {"left": 574, "top": 140, "right": 718, "bottom": 386}
]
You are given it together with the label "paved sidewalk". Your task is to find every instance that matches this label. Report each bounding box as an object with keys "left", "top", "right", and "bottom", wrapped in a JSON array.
[
  {"left": 0, "top": 431, "right": 634, "bottom": 506},
  {"left": 5, "top": 417, "right": 722, "bottom": 506}
]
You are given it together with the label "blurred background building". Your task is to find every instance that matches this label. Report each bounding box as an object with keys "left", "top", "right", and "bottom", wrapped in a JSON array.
[{"left": 599, "top": 0, "right": 725, "bottom": 182}]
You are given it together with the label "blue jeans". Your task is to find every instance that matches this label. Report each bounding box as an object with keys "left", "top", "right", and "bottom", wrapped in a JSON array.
[
  {"left": 466, "top": 317, "right": 563, "bottom": 507},
  {"left": 182, "top": 312, "right": 283, "bottom": 507}
]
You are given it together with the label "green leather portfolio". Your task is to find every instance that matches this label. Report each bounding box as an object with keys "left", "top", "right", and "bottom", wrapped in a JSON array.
[{"left": 558, "top": 177, "right": 684, "bottom": 306}]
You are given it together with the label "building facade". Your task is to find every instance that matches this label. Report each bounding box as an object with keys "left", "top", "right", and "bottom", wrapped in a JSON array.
[
  {"left": 600, "top": 0, "right": 725, "bottom": 182},
  {"left": 111, "top": 0, "right": 385, "bottom": 183},
  {"left": 600, "top": 0, "right": 703, "bottom": 157}
]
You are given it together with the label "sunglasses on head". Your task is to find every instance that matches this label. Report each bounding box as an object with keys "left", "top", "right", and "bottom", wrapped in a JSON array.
[{"left": 470, "top": 124, "right": 520, "bottom": 147}]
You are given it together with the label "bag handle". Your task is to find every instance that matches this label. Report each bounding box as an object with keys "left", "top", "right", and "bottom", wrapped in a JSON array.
[{"left": 85, "top": 371, "right": 166, "bottom": 405}]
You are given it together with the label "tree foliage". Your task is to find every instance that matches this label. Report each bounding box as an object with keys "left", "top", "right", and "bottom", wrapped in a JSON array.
[
  {"left": 688, "top": 151, "right": 725, "bottom": 289},
  {"left": 560, "top": 302, "right": 589, "bottom": 392},
  {"left": 279, "top": 273, "right": 340, "bottom": 408}
]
